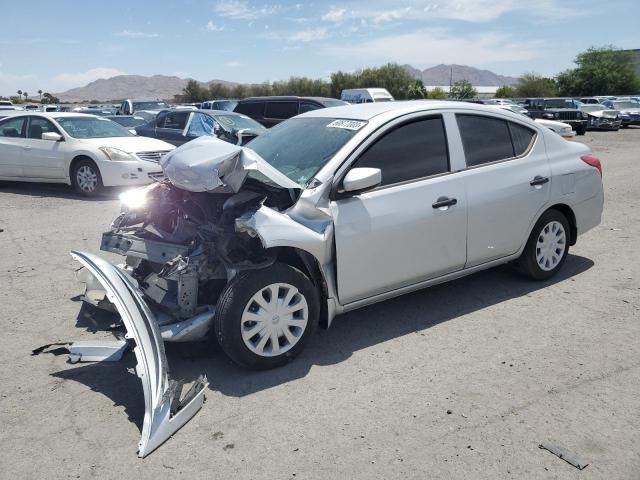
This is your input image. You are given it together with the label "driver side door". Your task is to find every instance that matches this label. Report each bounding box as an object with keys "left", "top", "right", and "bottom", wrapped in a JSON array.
[{"left": 331, "top": 115, "right": 467, "bottom": 305}]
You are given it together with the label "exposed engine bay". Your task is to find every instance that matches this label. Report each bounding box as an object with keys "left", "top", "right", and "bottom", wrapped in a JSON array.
[{"left": 96, "top": 178, "right": 298, "bottom": 335}]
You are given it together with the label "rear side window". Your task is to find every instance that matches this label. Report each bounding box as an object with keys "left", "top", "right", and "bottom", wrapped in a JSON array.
[
  {"left": 265, "top": 102, "right": 298, "bottom": 120},
  {"left": 353, "top": 116, "right": 449, "bottom": 186},
  {"left": 235, "top": 102, "right": 265, "bottom": 118},
  {"left": 0, "top": 117, "right": 26, "bottom": 137},
  {"left": 456, "top": 115, "right": 515, "bottom": 167},
  {"left": 300, "top": 102, "right": 322, "bottom": 114}
]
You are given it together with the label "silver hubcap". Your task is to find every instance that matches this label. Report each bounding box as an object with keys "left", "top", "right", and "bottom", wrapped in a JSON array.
[
  {"left": 241, "top": 283, "right": 308, "bottom": 357},
  {"left": 536, "top": 221, "right": 566, "bottom": 271},
  {"left": 76, "top": 165, "right": 98, "bottom": 192}
]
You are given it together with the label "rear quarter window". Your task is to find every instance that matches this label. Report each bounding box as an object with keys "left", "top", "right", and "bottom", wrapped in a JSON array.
[
  {"left": 264, "top": 102, "right": 299, "bottom": 120},
  {"left": 235, "top": 102, "right": 265, "bottom": 118}
]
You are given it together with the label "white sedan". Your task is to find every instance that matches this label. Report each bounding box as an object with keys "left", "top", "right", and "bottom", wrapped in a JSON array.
[{"left": 0, "top": 112, "right": 174, "bottom": 195}]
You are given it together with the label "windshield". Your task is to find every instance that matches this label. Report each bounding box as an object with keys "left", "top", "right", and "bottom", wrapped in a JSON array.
[
  {"left": 215, "top": 114, "right": 265, "bottom": 132},
  {"left": 247, "top": 117, "right": 364, "bottom": 185},
  {"left": 545, "top": 99, "right": 574, "bottom": 108},
  {"left": 110, "top": 116, "right": 147, "bottom": 127},
  {"left": 613, "top": 101, "right": 640, "bottom": 109},
  {"left": 213, "top": 100, "right": 238, "bottom": 111},
  {"left": 56, "top": 116, "right": 134, "bottom": 138},
  {"left": 133, "top": 101, "right": 168, "bottom": 111}
]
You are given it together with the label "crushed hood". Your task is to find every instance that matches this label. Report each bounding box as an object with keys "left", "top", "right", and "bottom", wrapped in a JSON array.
[{"left": 160, "top": 136, "right": 301, "bottom": 193}]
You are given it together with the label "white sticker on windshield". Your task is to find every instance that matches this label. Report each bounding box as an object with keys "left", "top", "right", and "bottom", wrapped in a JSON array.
[{"left": 327, "top": 119, "right": 366, "bottom": 131}]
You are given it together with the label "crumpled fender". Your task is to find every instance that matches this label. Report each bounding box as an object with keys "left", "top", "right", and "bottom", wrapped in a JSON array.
[
  {"left": 71, "top": 251, "right": 207, "bottom": 458},
  {"left": 160, "top": 136, "right": 300, "bottom": 193}
]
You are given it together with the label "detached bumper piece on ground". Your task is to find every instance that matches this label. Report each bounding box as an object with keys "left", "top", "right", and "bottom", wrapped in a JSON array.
[{"left": 71, "top": 251, "right": 208, "bottom": 458}]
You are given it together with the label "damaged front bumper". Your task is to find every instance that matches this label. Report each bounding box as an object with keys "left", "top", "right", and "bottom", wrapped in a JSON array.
[{"left": 71, "top": 250, "right": 208, "bottom": 458}]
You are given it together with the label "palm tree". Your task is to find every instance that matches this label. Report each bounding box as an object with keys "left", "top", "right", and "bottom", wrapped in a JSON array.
[
  {"left": 38, "top": 89, "right": 42, "bottom": 101},
  {"left": 23, "top": 92, "right": 29, "bottom": 101},
  {"left": 17, "top": 90, "right": 22, "bottom": 97}
]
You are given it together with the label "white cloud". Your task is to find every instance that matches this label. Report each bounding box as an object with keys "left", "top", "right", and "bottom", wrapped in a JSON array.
[
  {"left": 206, "top": 21, "right": 225, "bottom": 31},
  {"left": 113, "top": 30, "right": 160, "bottom": 38},
  {"left": 322, "top": 8, "right": 347, "bottom": 22},
  {"left": 225, "top": 61, "right": 244, "bottom": 68},
  {"left": 288, "top": 28, "right": 328, "bottom": 42},
  {"left": 52, "top": 67, "right": 127, "bottom": 90},
  {"left": 215, "top": 0, "right": 277, "bottom": 20},
  {"left": 325, "top": 30, "right": 545, "bottom": 65}
]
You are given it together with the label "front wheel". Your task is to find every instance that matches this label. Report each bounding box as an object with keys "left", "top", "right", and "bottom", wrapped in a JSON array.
[
  {"left": 576, "top": 125, "right": 587, "bottom": 136},
  {"left": 71, "top": 158, "right": 104, "bottom": 196},
  {"left": 213, "top": 263, "right": 320, "bottom": 370},
  {"left": 517, "top": 210, "right": 570, "bottom": 281}
]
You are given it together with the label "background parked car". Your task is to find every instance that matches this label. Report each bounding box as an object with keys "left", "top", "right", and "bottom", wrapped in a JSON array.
[
  {"left": 601, "top": 100, "right": 640, "bottom": 126},
  {"left": 200, "top": 99, "right": 238, "bottom": 111},
  {"left": 0, "top": 112, "right": 174, "bottom": 195},
  {"left": 116, "top": 99, "right": 169, "bottom": 116},
  {"left": 523, "top": 98, "right": 588, "bottom": 135},
  {"left": 340, "top": 88, "right": 394, "bottom": 103},
  {"left": 580, "top": 104, "right": 622, "bottom": 130},
  {"left": 135, "top": 109, "right": 266, "bottom": 146},
  {"left": 234, "top": 96, "right": 348, "bottom": 127}
]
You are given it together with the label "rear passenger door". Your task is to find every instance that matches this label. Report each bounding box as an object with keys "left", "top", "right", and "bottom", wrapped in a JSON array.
[
  {"left": 454, "top": 113, "right": 550, "bottom": 267},
  {"left": 0, "top": 116, "right": 27, "bottom": 177},
  {"left": 155, "top": 111, "right": 191, "bottom": 146}
]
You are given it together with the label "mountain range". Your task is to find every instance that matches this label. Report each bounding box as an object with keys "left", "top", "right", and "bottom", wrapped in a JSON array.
[{"left": 55, "top": 64, "right": 519, "bottom": 102}]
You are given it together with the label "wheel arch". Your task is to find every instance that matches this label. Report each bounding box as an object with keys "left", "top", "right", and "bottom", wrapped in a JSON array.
[
  {"left": 265, "top": 246, "right": 332, "bottom": 328},
  {"left": 546, "top": 203, "right": 578, "bottom": 246},
  {"left": 69, "top": 154, "right": 100, "bottom": 178}
]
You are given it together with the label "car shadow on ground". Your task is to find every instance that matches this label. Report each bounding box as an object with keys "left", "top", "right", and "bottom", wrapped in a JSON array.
[
  {"left": 0, "top": 180, "right": 124, "bottom": 201},
  {"left": 51, "top": 253, "right": 594, "bottom": 424}
]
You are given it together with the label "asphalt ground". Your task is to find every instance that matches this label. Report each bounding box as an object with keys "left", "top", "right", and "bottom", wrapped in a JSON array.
[{"left": 0, "top": 127, "right": 638, "bottom": 479}]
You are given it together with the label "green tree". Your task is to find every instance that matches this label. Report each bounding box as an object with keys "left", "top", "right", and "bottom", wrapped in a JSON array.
[
  {"left": 494, "top": 85, "right": 517, "bottom": 98},
  {"left": 180, "top": 79, "right": 206, "bottom": 103},
  {"left": 407, "top": 80, "right": 427, "bottom": 99},
  {"left": 556, "top": 46, "right": 640, "bottom": 96},
  {"left": 329, "top": 63, "right": 415, "bottom": 99},
  {"left": 428, "top": 87, "right": 448, "bottom": 99},
  {"left": 449, "top": 80, "right": 477, "bottom": 99},
  {"left": 515, "top": 73, "right": 557, "bottom": 97},
  {"left": 23, "top": 91, "right": 29, "bottom": 101}
]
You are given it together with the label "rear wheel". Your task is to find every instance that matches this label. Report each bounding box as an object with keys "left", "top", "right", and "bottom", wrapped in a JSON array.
[
  {"left": 517, "top": 210, "right": 570, "bottom": 281},
  {"left": 71, "top": 158, "right": 103, "bottom": 196},
  {"left": 213, "top": 263, "right": 319, "bottom": 370}
]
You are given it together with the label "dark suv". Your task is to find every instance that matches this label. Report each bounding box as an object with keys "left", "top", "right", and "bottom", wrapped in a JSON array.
[
  {"left": 234, "top": 96, "right": 348, "bottom": 127},
  {"left": 522, "top": 98, "right": 588, "bottom": 135}
]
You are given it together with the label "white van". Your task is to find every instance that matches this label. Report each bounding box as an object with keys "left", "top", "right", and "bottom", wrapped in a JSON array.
[{"left": 340, "top": 88, "right": 394, "bottom": 104}]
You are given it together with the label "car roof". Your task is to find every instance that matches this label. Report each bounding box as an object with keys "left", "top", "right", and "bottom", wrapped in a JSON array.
[
  {"left": 239, "top": 96, "right": 339, "bottom": 103},
  {"left": 297, "top": 100, "right": 506, "bottom": 121},
  {"left": 0, "top": 112, "right": 105, "bottom": 119}
]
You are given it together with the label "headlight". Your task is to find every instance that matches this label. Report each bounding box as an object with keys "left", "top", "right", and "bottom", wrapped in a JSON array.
[
  {"left": 99, "top": 147, "right": 137, "bottom": 162},
  {"left": 119, "top": 183, "right": 159, "bottom": 210}
]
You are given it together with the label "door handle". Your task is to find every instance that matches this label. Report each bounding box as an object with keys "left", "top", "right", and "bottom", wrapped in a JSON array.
[
  {"left": 530, "top": 176, "right": 549, "bottom": 186},
  {"left": 432, "top": 196, "right": 457, "bottom": 209}
]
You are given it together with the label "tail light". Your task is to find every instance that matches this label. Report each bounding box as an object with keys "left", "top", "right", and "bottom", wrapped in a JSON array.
[{"left": 581, "top": 154, "right": 602, "bottom": 176}]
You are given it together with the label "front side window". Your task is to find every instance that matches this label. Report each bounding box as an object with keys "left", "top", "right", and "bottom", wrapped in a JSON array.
[
  {"left": 27, "top": 117, "right": 60, "bottom": 139},
  {"left": 457, "top": 115, "right": 515, "bottom": 167},
  {"left": 187, "top": 113, "right": 215, "bottom": 136},
  {"left": 0, "top": 117, "right": 26, "bottom": 137},
  {"left": 265, "top": 102, "right": 298, "bottom": 120},
  {"left": 352, "top": 117, "right": 449, "bottom": 186},
  {"left": 162, "top": 112, "right": 189, "bottom": 130}
]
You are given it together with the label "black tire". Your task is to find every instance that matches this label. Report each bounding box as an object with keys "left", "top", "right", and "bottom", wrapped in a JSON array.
[
  {"left": 213, "top": 263, "right": 320, "bottom": 370},
  {"left": 622, "top": 124, "right": 629, "bottom": 128},
  {"left": 71, "top": 158, "right": 104, "bottom": 196},
  {"left": 576, "top": 125, "right": 587, "bottom": 136},
  {"left": 516, "top": 209, "right": 570, "bottom": 281}
]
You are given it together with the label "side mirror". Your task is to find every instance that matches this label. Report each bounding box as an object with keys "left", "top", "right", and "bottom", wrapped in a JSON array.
[
  {"left": 42, "top": 132, "right": 62, "bottom": 141},
  {"left": 213, "top": 122, "right": 223, "bottom": 137},
  {"left": 342, "top": 167, "right": 382, "bottom": 193}
]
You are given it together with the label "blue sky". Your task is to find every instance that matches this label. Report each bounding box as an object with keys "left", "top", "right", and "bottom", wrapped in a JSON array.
[{"left": 1, "top": 0, "right": 638, "bottom": 95}]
